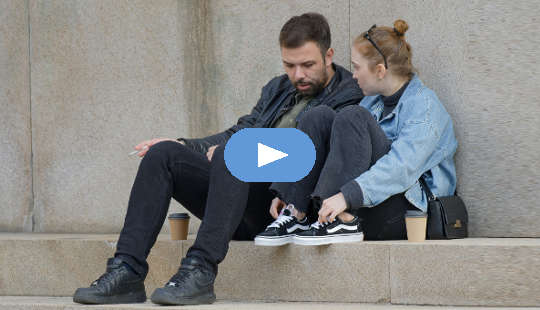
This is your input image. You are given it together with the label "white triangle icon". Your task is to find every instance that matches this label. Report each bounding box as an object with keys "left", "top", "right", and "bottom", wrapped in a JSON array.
[{"left": 257, "top": 143, "right": 288, "bottom": 167}]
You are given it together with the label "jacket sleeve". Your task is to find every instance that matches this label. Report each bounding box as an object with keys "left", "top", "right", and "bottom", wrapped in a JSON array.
[
  {"left": 344, "top": 94, "right": 451, "bottom": 209},
  {"left": 178, "top": 87, "right": 268, "bottom": 154}
]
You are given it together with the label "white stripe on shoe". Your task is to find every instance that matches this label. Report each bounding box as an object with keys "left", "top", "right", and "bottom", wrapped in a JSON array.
[
  {"left": 286, "top": 224, "right": 310, "bottom": 233},
  {"left": 326, "top": 224, "right": 358, "bottom": 234}
]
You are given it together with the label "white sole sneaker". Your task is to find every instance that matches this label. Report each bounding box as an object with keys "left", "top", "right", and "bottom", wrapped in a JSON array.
[
  {"left": 293, "top": 232, "right": 364, "bottom": 246},
  {"left": 254, "top": 235, "right": 294, "bottom": 246}
]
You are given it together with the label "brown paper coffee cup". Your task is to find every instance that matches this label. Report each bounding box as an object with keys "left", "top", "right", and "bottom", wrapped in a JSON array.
[
  {"left": 168, "top": 213, "right": 190, "bottom": 240},
  {"left": 405, "top": 210, "right": 427, "bottom": 242}
]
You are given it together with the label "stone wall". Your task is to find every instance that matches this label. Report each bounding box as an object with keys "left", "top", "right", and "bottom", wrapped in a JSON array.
[
  {"left": 349, "top": 0, "right": 540, "bottom": 237},
  {"left": 0, "top": 0, "right": 32, "bottom": 232},
  {"left": 1, "top": 0, "right": 539, "bottom": 237}
]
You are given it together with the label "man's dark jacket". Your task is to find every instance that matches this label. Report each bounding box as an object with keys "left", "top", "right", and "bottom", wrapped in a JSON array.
[{"left": 179, "top": 63, "right": 364, "bottom": 154}]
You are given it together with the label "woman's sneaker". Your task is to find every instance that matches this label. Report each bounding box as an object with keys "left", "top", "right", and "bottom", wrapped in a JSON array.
[
  {"left": 294, "top": 216, "right": 364, "bottom": 245},
  {"left": 254, "top": 205, "right": 310, "bottom": 246}
]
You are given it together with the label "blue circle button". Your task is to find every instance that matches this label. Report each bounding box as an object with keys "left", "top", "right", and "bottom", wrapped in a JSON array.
[{"left": 224, "top": 128, "right": 316, "bottom": 182}]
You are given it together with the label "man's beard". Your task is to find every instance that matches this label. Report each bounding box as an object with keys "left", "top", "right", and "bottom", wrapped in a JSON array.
[{"left": 294, "top": 69, "right": 329, "bottom": 97}]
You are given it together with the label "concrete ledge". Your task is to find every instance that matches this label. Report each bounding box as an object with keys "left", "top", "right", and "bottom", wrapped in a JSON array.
[
  {"left": 1, "top": 234, "right": 540, "bottom": 306},
  {"left": 0, "top": 234, "right": 182, "bottom": 298},
  {"left": 0, "top": 297, "right": 528, "bottom": 310},
  {"left": 207, "top": 240, "right": 389, "bottom": 303},
  {"left": 390, "top": 238, "right": 540, "bottom": 307}
]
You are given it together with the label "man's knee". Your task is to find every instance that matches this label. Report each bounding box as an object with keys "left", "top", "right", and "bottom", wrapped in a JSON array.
[
  {"left": 144, "top": 140, "right": 186, "bottom": 161},
  {"left": 297, "top": 105, "right": 335, "bottom": 131}
]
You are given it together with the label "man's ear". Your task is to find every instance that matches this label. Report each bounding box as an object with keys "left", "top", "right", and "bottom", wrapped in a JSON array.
[{"left": 325, "top": 47, "right": 334, "bottom": 66}]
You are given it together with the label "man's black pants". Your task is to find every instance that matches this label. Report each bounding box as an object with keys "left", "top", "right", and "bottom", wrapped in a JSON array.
[{"left": 115, "top": 105, "right": 412, "bottom": 278}]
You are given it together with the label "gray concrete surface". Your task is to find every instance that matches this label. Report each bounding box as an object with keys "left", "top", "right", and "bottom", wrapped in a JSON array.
[
  {"left": 350, "top": 0, "right": 540, "bottom": 237},
  {"left": 1, "top": 0, "right": 539, "bottom": 237},
  {"left": 1, "top": 297, "right": 534, "bottom": 310},
  {"left": 0, "top": 1, "right": 33, "bottom": 232},
  {"left": 2, "top": 234, "right": 540, "bottom": 306},
  {"left": 28, "top": 0, "right": 191, "bottom": 233},
  {"left": 390, "top": 240, "right": 540, "bottom": 307},
  {"left": 0, "top": 233, "right": 182, "bottom": 297},
  {"left": 3, "top": 0, "right": 354, "bottom": 235},
  {"left": 457, "top": 1, "right": 540, "bottom": 237},
  {"left": 201, "top": 239, "right": 389, "bottom": 303}
]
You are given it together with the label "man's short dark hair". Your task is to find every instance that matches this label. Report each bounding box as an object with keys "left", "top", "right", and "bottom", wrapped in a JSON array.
[{"left": 279, "top": 12, "right": 331, "bottom": 57}]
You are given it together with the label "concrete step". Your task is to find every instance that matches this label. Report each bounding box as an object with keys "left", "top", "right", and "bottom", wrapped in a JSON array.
[
  {"left": 0, "top": 297, "right": 533, "bottom": 310},
  {"left": 1, "top": 234, "right": 540, "bottom": 307}
]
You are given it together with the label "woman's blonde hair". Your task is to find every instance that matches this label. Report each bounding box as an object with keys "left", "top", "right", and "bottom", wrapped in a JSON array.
[{"left": 354, "top": 20, "right": 416, "bottom": 79}]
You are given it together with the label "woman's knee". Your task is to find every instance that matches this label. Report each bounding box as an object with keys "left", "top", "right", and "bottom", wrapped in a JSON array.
[{"left": 335, "top": 105, "right": 373, "bottom": 123}]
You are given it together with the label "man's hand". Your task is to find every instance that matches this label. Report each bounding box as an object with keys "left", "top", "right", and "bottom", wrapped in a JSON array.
[
  {"left": 206, "top": 145, "right": 218, "bottom": 161},
  {"left": 318, "top": 192, "right": 347, "bottom": 223},
  {"left": 133, "top": 138, "right": 183, "bottom": 157},
  {"left": 269, "top": 197, "right": 286, "bottom": 219}
]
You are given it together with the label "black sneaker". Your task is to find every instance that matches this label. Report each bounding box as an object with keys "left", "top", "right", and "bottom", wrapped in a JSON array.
[
  {"left": 150, "top": 257, "right": 216, "bottom": 305},
  {"left": 294, "top": 216, "right": 364, "bottom": 245},
  {"left": 73, "top": 257, "right": 146, "bottom": 304},
  {"left": 254, "top": 205, "right": 310, "bottom": 246}
]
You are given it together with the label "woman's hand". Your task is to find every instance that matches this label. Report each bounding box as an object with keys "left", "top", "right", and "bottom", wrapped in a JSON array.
[
  {"left": 318, "top": 192, "right": 347, "bottom": 223},
  {"left": 269, "top": 197, "right": 286, "bottom": 219}
]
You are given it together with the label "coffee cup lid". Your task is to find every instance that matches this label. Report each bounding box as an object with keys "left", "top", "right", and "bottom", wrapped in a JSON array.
[
  {"left": 405, "top": 210, "right": 427, "bottom": 218},
  {"left": 168, "top": 213, "right": 190, "bottom": 219}
]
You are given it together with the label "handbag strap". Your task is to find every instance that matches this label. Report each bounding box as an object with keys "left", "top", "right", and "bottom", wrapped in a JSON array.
[{"left": 419, "top": 177, "right": 436, "bottom": 202}]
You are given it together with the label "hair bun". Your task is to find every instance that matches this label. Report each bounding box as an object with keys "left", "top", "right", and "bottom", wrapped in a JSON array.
[{"left": 393, "top": 19, "right": 409, "bottom": 36}]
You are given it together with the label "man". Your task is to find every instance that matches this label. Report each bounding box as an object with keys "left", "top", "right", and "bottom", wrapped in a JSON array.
[{"left": 73, "top": 12, "right": 363, "bottom": 305}]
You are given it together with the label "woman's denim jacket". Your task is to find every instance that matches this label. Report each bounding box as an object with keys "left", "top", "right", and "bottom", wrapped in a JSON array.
[{"left": 346, "top": 75, "right": 457, "bottom": 212}]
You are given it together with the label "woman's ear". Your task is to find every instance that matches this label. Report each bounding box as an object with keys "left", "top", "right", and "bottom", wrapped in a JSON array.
[{"left": 375, "top": 63, "right": 387, "bottom": 80}]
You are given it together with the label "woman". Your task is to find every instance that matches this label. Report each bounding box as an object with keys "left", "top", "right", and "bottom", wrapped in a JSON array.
[{"left": 255, "top": 20, "right": 457, "bottom": 245}]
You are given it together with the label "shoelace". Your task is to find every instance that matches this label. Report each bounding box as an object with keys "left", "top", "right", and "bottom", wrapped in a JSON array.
[
  {"left": 91, "top": 267, "right": 122, "bottom": 286},
  {"left": 166, "top": 267, "right": 191, "bottom": 287},
  {"left": 310, "top": 221, "right": 329, "bottom": 230},
  {"left": 267, "top": 213, "right": 294, "bottom": 229}
]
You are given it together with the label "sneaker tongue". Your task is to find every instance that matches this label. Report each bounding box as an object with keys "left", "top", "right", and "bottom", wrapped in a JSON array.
[
  {"left": 281, "top": 208, "right": 292, "bottom": 217},
  {"left": 106, "top": 258, "right": 123, "bottom": 271}
]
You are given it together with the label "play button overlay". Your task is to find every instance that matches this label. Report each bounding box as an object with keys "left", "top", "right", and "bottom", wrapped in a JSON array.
[
  {"left": 258, "top": 143, "right": 288, "bottom": 167},
  {"left": 224, "top": 128, "right": 315, "bottom": 182}
]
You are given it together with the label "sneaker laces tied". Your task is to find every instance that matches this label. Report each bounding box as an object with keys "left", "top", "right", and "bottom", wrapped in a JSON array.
[
  {"left": 166, "top": 267, "right": 192, "bottom": 287},
  {"left": 268, "top": 213, "right": 294, "bottom": 228},
  {"left": 310, "top": 221, "right": 328, "bottom": 230},
  {"left": 91, "top": 267, "right": 122, "bottom": 286}
]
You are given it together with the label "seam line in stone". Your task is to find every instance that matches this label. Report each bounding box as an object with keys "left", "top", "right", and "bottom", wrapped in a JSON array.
[
  {"left": 388, "top": 245, "right": 392, "bottom": 304},
  {"left": 26, "top": 0, "right": 36, "bottom": 232}
]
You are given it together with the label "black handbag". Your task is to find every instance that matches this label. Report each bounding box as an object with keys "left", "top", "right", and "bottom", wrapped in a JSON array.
[{"left": 419, "top": 178, "right": 468, "bottom": 239}]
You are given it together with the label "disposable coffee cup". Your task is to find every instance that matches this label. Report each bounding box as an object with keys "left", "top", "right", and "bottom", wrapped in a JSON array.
[
  {"left": 168, "top": 213, "right": 190, "bottom": 240},
  {"left": 405, "top": 210, "right": 427, "bottom": 242}
]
